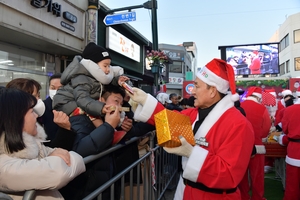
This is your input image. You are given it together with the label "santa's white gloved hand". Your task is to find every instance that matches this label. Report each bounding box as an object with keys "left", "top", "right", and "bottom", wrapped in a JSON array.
[
  {"left": 163, "top": 136, "right": 193, "bottom": 157},
  {"left": 127, "top": 87, "right": 148, "bottom": 106}
]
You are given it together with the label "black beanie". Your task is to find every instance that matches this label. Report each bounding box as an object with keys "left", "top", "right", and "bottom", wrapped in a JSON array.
[{"left": 82, "top": 42, "right": 111, "bottom": 63}]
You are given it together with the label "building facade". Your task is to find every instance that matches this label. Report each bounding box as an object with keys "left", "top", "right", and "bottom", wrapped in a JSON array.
[
  {"left": 0, "top": 0, "right": 87, "bottom": 98},
  {"left": 268, "top": 12, "right": 300, "bottom": 78},
  {"left": 159, "top": 43, "right": 192, "bottom": 95}
]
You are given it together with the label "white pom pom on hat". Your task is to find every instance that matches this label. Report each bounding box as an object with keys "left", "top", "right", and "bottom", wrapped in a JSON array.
[{"left": 196, "top": 58, "right": 239, "bottom": 102}]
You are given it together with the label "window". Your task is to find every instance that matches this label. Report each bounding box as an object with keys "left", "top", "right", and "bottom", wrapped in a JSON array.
[
  {"left": 295, "top": 57, "right": 300, "bottom": 71},
  {"left": 279, "top": 34, "right": 289, "bottom": 52},
  {"left": 279, "top": 63, "right": 285, "bottom": 75},
  {"left": 286, "top": 60, "right": 290, "bottom": 73},
  {"left": 294, "top": 29, "right": 300, "bottom": 43},
  {"left": 169, "top": 61, "right": 183, "bottom": 73}
]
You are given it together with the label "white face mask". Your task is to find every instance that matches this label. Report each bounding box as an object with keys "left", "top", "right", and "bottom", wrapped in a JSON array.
[
  {"left": 49, "top": 89, "right": 57, "bottom": 100},
  {"left": 118, "top": 111, "right": 126, "bottom": 127},
  {"left": 33, "top": 99, "right": 46, "bottom": 117}
]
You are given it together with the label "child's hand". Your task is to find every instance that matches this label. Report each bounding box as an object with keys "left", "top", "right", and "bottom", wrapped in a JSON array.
[{"left": 118, "top": 76, "right": 130, "bottom": 86}]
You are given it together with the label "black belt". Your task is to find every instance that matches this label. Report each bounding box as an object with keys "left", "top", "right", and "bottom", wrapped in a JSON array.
[
  {"left": 183, "top": 178, "right": 237, "bottom": 194},
  {"left": 288, "top": 138, "right": 300, "bottom": 143}
]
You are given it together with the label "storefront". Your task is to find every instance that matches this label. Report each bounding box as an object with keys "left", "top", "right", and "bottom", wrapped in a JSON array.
[{"left": 0, "top": 0, "right": 86, "bottom": 98}]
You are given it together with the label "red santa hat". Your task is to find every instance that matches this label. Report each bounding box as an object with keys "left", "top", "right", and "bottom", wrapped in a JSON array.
[
  {"left": 246, "top": 86, "right": 262, "bottom": 99},
  {"left": 296, "top": 87, "right": 300, "bottom": 97},
  {"left": 196, "top": 58, "right": 239, "bottom": 101},
  {"left": 264, "top": 88, "right": 276, "bottom": 97},
  {"left": 281, "top": 89, "right": 292, "bottom": 97}
]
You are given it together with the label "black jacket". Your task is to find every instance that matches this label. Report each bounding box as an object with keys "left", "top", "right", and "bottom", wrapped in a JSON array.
[
  {"left": 60, "top": 115, "right": 115, "bottom": 200},
  {"left": 166, "top": 103, "right": 183, "bottom": 111}
]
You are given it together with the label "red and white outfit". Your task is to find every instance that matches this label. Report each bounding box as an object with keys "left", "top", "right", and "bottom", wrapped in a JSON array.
[
  {"left": 279, "top": 104, "right": 300, "bottom": 199},
  {"left": 240, "top": 88, "right": 271, "bottom": 200},
  {"left": 134, "top": 94, "right": 255, "bottom": 200}
]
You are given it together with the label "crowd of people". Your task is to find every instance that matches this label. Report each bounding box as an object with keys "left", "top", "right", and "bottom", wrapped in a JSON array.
[{"left": 0, "top": 42, "right": 299, "bottom": 200}]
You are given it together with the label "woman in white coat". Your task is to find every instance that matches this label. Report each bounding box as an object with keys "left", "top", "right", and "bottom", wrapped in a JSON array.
[{"left": 0, "top": 88, "right": 86, "bottom": 200}]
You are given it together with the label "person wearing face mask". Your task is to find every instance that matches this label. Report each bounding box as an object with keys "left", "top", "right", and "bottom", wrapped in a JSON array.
[
  {"left": 37, "top": 73, "right": 63, "bottom": 140},
  {"left": 239, "top": 86, "right": 271, "bottom": 200},
  {"left": 6, "top": 78, "right": 77, "bottom": 150}
]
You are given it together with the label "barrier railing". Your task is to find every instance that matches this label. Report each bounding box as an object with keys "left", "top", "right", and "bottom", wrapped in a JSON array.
[{"left": 21, "top": 131, "right": 179, "bottom": 200}]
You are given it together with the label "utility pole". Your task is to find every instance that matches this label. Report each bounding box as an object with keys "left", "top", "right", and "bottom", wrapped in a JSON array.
[{"left": 151, "top": 0, "right": 159, "bottom": 93}]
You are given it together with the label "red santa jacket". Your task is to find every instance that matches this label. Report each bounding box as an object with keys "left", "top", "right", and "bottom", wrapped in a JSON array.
[
  {"left": 274, "top": 99, "right": 285, "bottom": 126},
  {"left": 134, "top": 94, "right": 254, "bottom": 199},
  {"left": 280, "top": 104, "right": 300, "bottom": 167},
  {"left": 241, "top": 98, "right": 271, "bottom": 145}
]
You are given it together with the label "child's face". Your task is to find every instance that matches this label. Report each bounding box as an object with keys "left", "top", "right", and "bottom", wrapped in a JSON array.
[{"left": 97, "top": 59, "right": 111, "bottom": 74}]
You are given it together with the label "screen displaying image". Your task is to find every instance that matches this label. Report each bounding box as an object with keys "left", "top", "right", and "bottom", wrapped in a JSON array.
[{"left": 225, "top": 43, "right": 279, "bottom": 75}]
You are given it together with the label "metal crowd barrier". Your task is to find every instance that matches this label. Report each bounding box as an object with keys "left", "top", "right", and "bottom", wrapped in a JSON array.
[{"left": 22, "top": 131, "right": 179, "bottom": 200}]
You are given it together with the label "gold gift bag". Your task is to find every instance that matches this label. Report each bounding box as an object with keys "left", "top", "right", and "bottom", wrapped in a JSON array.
[{"left": 154, "top": 109, "right": 195, "bottom": 147}]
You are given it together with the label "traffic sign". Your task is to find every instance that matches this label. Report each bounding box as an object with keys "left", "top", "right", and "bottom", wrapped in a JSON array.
[{"left": 103, "top": 11, "right": 136, "bottom": 26}]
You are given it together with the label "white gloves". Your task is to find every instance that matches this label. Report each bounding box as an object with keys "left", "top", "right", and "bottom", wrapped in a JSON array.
[
  {"left": 163, "top": 136, "right": 193, "bottom": 158},
  {"left": 127, "top": 87, "right": 148, "bottom": 106}
]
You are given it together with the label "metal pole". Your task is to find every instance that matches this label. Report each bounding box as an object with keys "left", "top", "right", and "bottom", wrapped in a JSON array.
[{"left": 151, "top": 0, "right": 159, "bottom": 92}]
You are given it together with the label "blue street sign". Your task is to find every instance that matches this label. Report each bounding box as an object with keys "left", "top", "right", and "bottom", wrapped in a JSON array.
[{"left": 103, "top": 11, "right": 136, "bottom": 26}]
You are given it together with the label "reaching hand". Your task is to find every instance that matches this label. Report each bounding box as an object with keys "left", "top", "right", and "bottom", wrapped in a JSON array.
[
  {"left": 53, "top": 110, "right": 71, "bottom": 130},
  {"left": 49, "top": 148, "right": 71, "bottom": 166},
  {"left": 163, "top": 136, "right": 193, "bottom": 157},
  {"left": 118, "top": 76, "right": 130, "bottom": 86},
  {"left": 105, "top": 106, "right": 121, "bottom": 128},
  {"left": 126, "top": 87, "right": 148, "bottom": 106}
]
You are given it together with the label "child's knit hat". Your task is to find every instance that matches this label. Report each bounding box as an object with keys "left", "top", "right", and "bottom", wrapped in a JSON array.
[{"left": 82, "top": 42, "right": 111, "bottom": 63}]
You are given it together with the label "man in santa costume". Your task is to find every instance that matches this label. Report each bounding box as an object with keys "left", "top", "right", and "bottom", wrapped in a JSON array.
[
  {"left": 128, "top": 58, "right": 254, "bottom": 200},
  {"left": 274, "top": 89, "right": 292, "bottom": 130},
  {"left": 277, "top": 97, "right": 300, "bottom": 199},
  {"left": 239, "top": 86, "right": 271, "bottom": 200}
]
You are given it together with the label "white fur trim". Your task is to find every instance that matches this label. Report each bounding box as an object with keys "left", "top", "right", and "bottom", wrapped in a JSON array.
[
  {"left": 296, "top": 91, "right": 300, "bottom": 97},
  {"left": 111, "top": 66, "right": 124, "bottom": 76},
  {"left": 80, "top": 58, "right": 113, "bottom": 84},
  {"left": 252, "top": 92, "right": 262, "bottom": 99},
  {"left": 286, "top": 156, "right": 300, "bottom": 167},
  {"left": 278, "top": 134, "right": 285, "bottom": 146},
  {"left": 255, "top": 145, "right": 266, "bottom": 154},
  {"left": 183, "top": 145, "right": 208, "bottom": 182},
  {"left": 194, "top": 95, "right": 234, "bottom": 139},
  {"left": 231, "top": 93, "right": 240, "bottom": 101},
  {"left": 282, "top": 90, "right": 292, "bottom": 97},
  {"left": 196, "top": 67, "right": 229, "bottom": 94},
  {"left": 0, "top": 123, "right": 48, "bottom": 159},
  {"left": 295, "top": 98, "right": 300, "bottom": 104},
  {"left": 133, "top": 94, "right": 158, "bottom": 122},
  {"left": 281, "top": 99, "right": 286, "bottom": 107},
  {"left": 174, "top": 176, "right": 185, "bottom": 200},
  {"left": 270, "top": 92, "right": 276, "bottom": 97}
]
